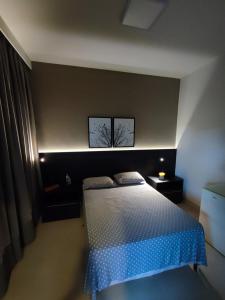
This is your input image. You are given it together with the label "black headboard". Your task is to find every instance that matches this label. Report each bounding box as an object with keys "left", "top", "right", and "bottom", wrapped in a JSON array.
[{"left": 39, "top": 149, "right": 176, "bottom": 188}]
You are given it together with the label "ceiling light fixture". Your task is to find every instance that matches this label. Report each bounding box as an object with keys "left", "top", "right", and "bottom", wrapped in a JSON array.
[{"left": 122, "top": 0, "right": 168, "bottom": 30}]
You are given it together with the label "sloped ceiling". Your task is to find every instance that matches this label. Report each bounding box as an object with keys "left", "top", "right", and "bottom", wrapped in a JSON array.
[{"left": 1, "top": 0, "right": 225, "bottom": 78}]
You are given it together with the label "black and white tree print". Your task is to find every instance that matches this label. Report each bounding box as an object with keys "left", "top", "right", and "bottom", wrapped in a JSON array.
[
  {"left": 114, "top": 118, "right": 134, "bottom": 147},
  {"left": 89, "top": 118, "right": 112, "bottom": 147}
]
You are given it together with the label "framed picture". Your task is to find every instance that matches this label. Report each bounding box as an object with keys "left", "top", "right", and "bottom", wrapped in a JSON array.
[
  {"left": 113, "top": 117, "right": 135, "bottom": 147},
  {"left": 88, "top": 117, "right": 112, "bottom": 148}
]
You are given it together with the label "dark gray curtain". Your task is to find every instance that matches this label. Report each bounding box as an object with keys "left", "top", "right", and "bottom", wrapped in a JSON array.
[{"left": 0, "top": 32, "right": 41, "bottom": 297}]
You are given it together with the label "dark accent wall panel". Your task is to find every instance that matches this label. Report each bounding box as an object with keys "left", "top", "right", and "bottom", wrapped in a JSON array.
[{"left": 39, "top": 149, "right": 176, "bottom": 188}]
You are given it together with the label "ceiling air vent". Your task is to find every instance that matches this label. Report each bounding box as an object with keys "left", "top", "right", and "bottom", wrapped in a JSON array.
[{"left": 122, "top": 0, "right": 168, "bottom": 29}]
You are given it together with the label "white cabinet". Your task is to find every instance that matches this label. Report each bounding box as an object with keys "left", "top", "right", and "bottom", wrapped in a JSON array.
[{"left": 199, "top": 184, "right": 225, "bottom": 256}]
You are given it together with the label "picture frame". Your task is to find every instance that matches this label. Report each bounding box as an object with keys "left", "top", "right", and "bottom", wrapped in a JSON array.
[
  {"left": 113, "top": 117, "right": 135, "bottom": 147},
  {"left": 88, "top": 117, "right": 112, "bottom": 148}
]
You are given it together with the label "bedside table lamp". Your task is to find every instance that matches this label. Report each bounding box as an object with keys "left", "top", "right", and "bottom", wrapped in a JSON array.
[{"left": 159, "top": 172, "right": 166, "bottom": 180}]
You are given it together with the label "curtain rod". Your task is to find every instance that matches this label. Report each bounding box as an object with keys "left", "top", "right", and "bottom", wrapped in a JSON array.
[{"left": 0, "top": 16, "right": 32, "bottom": 69}]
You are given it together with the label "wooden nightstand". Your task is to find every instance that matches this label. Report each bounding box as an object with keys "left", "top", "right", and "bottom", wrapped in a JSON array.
[
  {"left": 146, "top": 176, "right": 183, "bottom": 204},
  {"left": 42, "top": 184, "right": 81, "bottom": 222}
]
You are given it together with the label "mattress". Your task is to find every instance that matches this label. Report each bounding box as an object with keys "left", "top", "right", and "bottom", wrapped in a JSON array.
[{"left": 84, "top": 183, "right": 207, "bottom": 299}]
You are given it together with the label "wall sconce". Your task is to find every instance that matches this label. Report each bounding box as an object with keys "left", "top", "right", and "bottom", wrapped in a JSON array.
[{"left": 40, "top": 157, "right": 45, "bottom": 163}]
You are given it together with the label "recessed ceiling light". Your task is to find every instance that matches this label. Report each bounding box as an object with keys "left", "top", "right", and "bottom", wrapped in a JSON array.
[{"left": 122, "top": 0, "right": 168, "bottom": 30}]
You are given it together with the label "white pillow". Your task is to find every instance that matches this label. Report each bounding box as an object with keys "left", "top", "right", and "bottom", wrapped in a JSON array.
[
  {"left": 83, "top": 176, "right": 116, "bottom": 190},
  {"left": 114, "top": 171, "right": 145, "bottom": 185}
]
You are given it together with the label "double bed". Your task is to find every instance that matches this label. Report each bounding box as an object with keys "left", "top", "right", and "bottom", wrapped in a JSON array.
[{"left": 83, "top": 181, "right": 207, "bottom": 299}]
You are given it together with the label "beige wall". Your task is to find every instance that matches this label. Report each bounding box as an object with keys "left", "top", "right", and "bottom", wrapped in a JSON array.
[{"left": 32, "top": 62, "right": 180, "bottom": 152}]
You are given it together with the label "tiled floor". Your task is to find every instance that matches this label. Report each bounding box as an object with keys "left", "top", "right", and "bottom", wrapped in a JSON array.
[
  {"left": 3, "top": 201, "right": 222, "bottom": 300},
  {"left": 3, "top": 218, "right": 88, "bottom": 300},
  {"left": 178, "top": 200, "right": 200, "bottom": 219}
]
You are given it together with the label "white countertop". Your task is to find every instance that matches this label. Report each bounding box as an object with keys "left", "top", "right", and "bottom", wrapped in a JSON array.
[{"left": 204, "top": 183, "right": 225, "bottom": 197}]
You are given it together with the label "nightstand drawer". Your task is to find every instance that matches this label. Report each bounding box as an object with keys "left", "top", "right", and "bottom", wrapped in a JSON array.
[
  {"left": 43, "top": 202, "right": 80, "bottom": 222},
  {"left": 42, "top": 184, "right": 82, "bottom": 222},
  {"left": 157, "top": 180, "right": 183, "bottom": 192},
  {"left": 147, "top": 176, "right": 183, "bottom": 192}
]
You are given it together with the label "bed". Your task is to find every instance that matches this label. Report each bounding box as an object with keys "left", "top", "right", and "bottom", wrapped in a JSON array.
[{"left": 83, "top": 182, "right": 207, "bottom": 299}]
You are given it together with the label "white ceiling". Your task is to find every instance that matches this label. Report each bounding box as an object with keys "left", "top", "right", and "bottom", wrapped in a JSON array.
[{"left": 1, "top": 0, "right": 225, "bottom": 78}]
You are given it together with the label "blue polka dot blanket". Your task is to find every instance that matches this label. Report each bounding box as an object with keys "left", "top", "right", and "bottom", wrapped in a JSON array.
[{"left": 83, "top": 184, "right": 207, "bottom": 300}]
